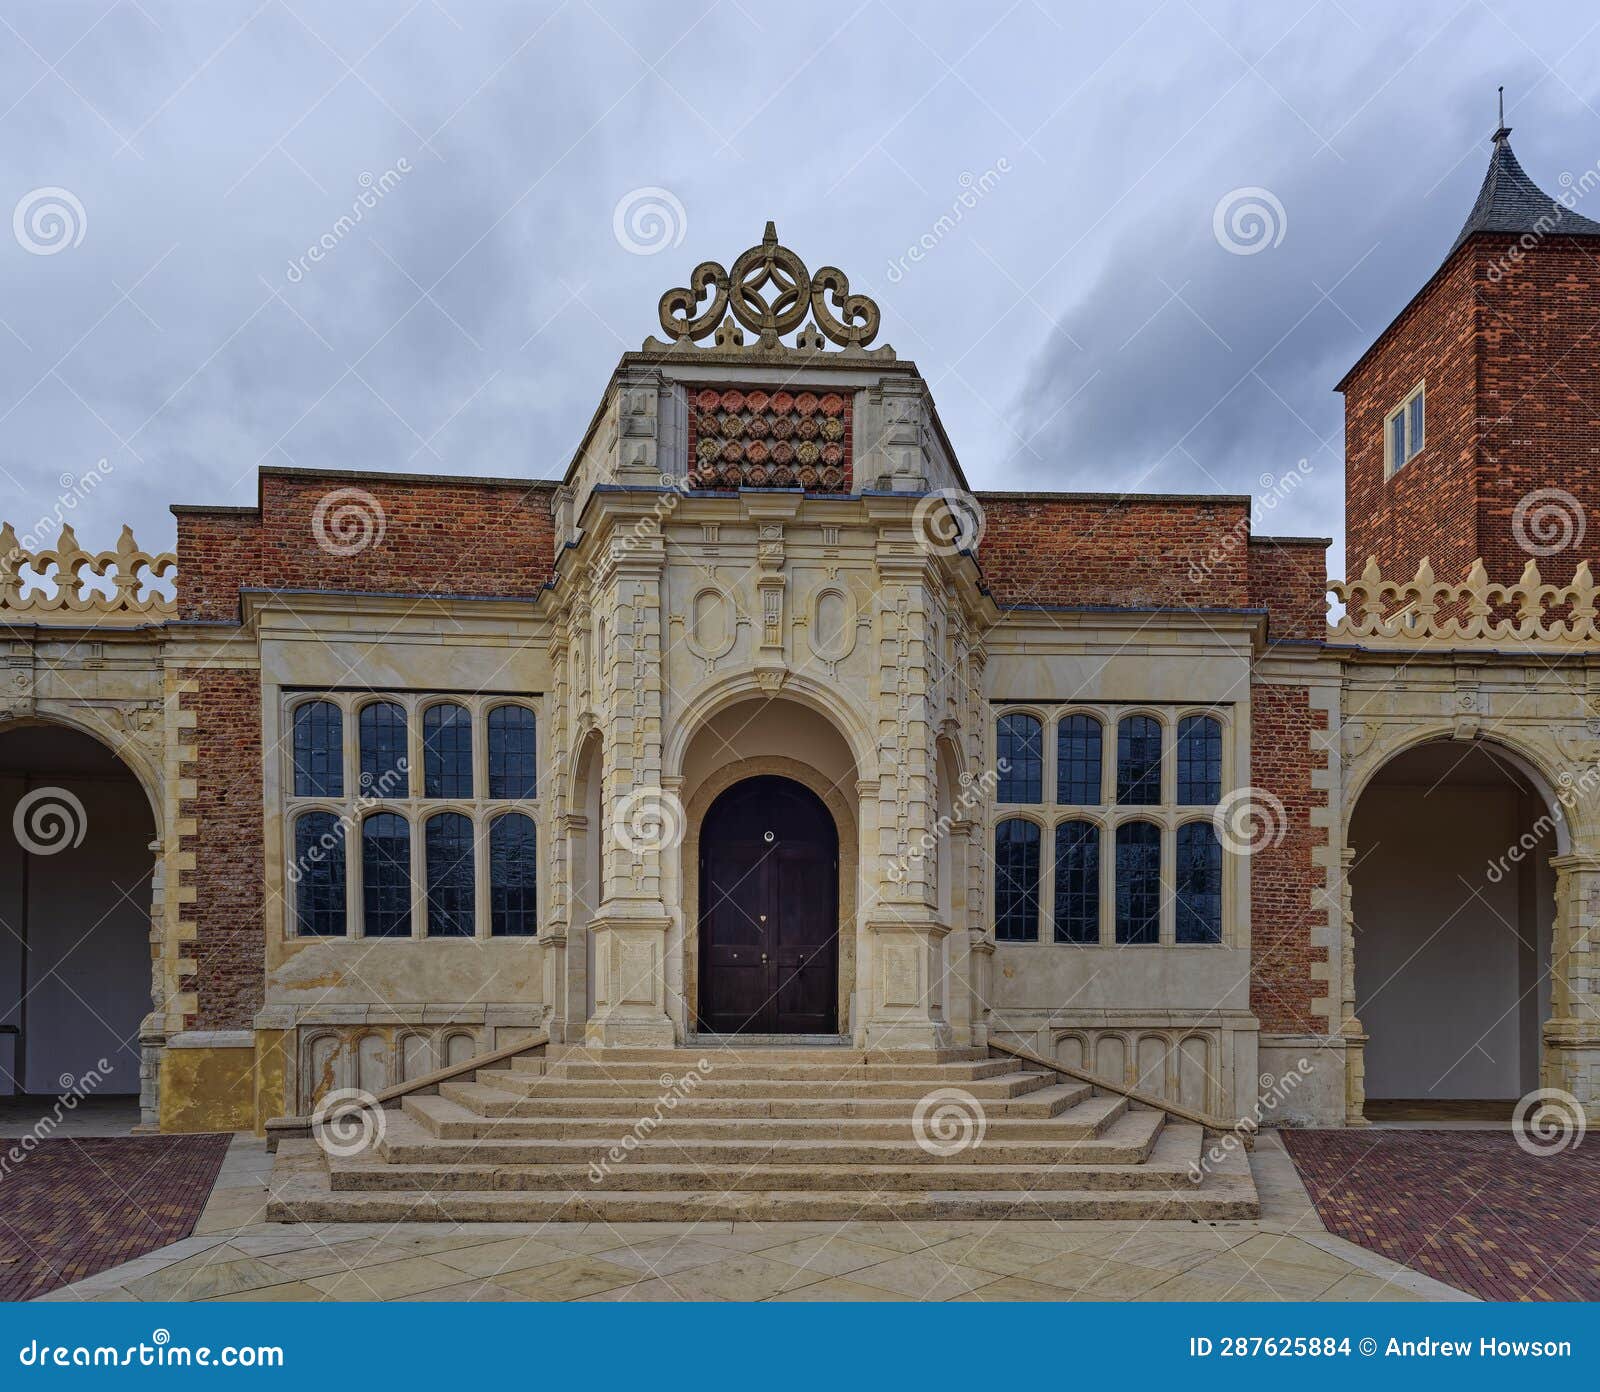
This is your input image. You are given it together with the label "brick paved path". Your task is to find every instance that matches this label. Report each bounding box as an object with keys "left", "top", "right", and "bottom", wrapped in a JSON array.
[
  {"left": 1283, "top": 1129, "right": 1600, "bottom": 1301},
  {"left": 0, "top": 1135, "right": 231, "bottom": 1301}
]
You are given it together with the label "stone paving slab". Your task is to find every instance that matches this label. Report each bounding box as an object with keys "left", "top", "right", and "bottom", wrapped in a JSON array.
[
  {"left": 0, "top": 1134, "right": 231, "bottom": 1301},
  {"left": 32, "top": 1132, "right": 1474, "bottom": 1303},
  {"left": 1282, "top": 1127, "right": 1600, "bottom": 1302}
]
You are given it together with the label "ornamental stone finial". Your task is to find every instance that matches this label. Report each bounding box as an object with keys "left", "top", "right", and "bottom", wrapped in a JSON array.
[{"left": 648, "top": 222, "right": 890, "bottom": 358}]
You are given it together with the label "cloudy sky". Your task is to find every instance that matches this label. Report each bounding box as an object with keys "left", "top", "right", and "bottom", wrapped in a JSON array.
[{"left": 4, "top": 1, "right": 1600, "bottom": 578}]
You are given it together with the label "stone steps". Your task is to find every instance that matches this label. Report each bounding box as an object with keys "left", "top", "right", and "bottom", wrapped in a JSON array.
[
  {"left": 269, "top": 1140, "right": 1259, "bottom": 1223},
  {"left": 329, "top": 1110, "right": 1195, "bottom": 1191},
  {"left": 434, "top": 1077, "right": 1089, "bottom": 1120},
  {"left": 487, "top": 1071, "right": 1055, "bottom": 1101},
  {"left": 265, "top": 1045, "right": 1261, "bottom": 1224}
]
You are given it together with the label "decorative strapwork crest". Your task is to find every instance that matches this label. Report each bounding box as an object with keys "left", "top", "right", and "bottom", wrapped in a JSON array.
[
  {"left": 646, "top": 221, "right": 892, "bottom": 358},
  {"left": 0, "top": 522, "right": 177, "bottom": 624},
  {"left": 1328, "top": 556, "right": 1600, "bottom": 646}
]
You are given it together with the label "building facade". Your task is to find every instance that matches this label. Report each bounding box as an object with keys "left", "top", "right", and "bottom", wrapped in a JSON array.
[{"left": 3, "top": 136, "right": 1599, "bottom": 1139}]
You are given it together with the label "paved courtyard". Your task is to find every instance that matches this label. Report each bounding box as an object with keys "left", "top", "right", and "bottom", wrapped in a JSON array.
[
  {"left": 1283, "top": 1128, "right": 1600, "bottom": 1302},
  {"left": 29, "top": 1134, "right": 1469, "bottom": 1303},
  {"left": 0, "top": 1133, "right": 231, "bottom": 1301}
]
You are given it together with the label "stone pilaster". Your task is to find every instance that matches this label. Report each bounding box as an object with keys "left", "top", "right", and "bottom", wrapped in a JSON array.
[
  {"left": 586, "top": 516, "right": 675, "bottom": 1048},
  {"left": 1336, "top": 847, "right": 1369, "bottom": 1123},
  {"left": 1547, "top": 853, "right": 1600, "bottom": 1120},
  {"left": 861, "top": 516, "right": 952, "bottom": 1049}
]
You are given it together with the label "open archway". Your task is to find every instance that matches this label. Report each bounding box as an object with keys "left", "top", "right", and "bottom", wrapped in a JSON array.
[
  {"left": 1349, "top": 738, "right": 1558, "bottom": 1118},
  {"left": 0, "top": 723, "right": 157, "bottom": 1103}
]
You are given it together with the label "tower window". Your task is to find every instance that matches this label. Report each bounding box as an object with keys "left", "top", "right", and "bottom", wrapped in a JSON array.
[{"left": 1385, "top": 382, "right": 1424, "bottom": 475}]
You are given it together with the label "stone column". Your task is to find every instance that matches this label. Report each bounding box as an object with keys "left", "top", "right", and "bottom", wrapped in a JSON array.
[
  {"left": 1547, "top": 853, "right": 1600, "bottom": 1120},
  {"left": 586, "top": 519, "right": 676, "bottom": 1048}
]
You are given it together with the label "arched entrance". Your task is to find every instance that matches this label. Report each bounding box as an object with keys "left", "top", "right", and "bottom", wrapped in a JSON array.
[
  {"left": 0, "top": 723, "right": 156, "bottom": 1102},
  {"left": 1349, "top": 738, "right": 1557, "bottom": 1118},
  {"left": 697, "top": 776, "right": 839, "bottom": 1035}
]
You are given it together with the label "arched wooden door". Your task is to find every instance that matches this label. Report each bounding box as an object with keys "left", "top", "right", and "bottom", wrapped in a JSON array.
[{"left": 697, "top": 776, "right": 838, "bottom": 1035}]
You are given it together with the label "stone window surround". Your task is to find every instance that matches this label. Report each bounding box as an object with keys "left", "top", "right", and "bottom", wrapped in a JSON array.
[
  {"left": 280, "top": 689, "right": 540, "bottom": 941},
  {"left": 989, "top": 702, "right": 1234, "bottom": 948},
  {"left": 1383, "top": 378, "right": 1425, "bottom": 477}
]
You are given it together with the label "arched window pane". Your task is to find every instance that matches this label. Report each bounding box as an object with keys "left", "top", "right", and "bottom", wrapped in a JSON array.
[
  {"left": 425, "top": 811, "right": 474, "bottom": 937},
  {"left": 1177, "top": 715, "right": 1222, "bottom": 805},
  {"left": 423, "top": 702, "right": 473, "bottom": 799},
  {"left": 1176, "top": 822, "right": 1223, "bottom": 944},
  {"left": 293, "top": 812, "right": 346, "bottom": 936},
  {"left": 1115, "top": 820, "right": 1161, "bottom": 944},
  {"left": 362, "top": 812, "right": 411, "bottom": 938},
  {"left": 1056, "top": 715, "right": 1103, "bottom": 805},
  {"left": 996, "top": 715, "right": 1043, "bottom": 803},
  {"left": 490, "top": 812, "right": 539, "bottom": 937},
  {"left": 488, "top": 705, "right": 537, "bottom": 799},
  {"left": 1053, "top": 820, "right": 1100, "bottom": 944},
  {"left": 359, "top": 701, "right": 409, "bottom": 799},
  {"left": 1116, "top": 716, "right": 1162, "bottom": 805},
  {"left": 292, "top": 700, "right": 343, "bottom": 798},
  {"left": 994, "top": 818, "right": 1040, "bottom": 941}
]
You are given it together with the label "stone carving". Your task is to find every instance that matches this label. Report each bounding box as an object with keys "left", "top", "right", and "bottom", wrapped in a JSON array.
[
  {"left": 648, "top": 222, "right": 892, "bottom": 357},
  {"left": 1, "top": 523, "right": 176, "bottom": 624},
  {"left": 1329, "top": 556, "right": 1600, "bottom": 647}
]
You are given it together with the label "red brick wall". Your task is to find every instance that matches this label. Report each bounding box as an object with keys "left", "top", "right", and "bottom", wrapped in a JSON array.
[
  {"left": 1342, "top": 251, "right": 1480, "bottom": 584},
  {"left": 1248, "top": 682, "right": 1329, "bottom": 1035},
  {"left": 1475, "top": 238, "right": 1600, "bottom": 583},
  {"left": 176, "top": 472, "right": 557, "bottom": 621},
  {"left": 1247, "top": 539, "right": 1329, "bottom": 641},
  {"left": 977, "top": 496, "right": 1252, "bottom": 608},
  {"left": 178, "top": 668, "right": 264, "bottom": 1030}
]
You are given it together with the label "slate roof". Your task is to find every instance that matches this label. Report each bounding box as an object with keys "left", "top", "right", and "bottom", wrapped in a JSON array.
[{"left": 1448, "top": 126, "right": 1600, "bottom": 254}]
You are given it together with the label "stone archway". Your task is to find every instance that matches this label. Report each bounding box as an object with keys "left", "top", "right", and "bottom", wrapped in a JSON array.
[
  {"left": 1344, "top": 736, "right": 1564, "bottom": 1120},
  {"left": 0, "top": 722, "right": 159, "bottom": 1114}
]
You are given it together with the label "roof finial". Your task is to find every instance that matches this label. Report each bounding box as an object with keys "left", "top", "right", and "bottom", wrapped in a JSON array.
[{"left": 1493, "top": 84, "right": 1511, "bottom": 145}]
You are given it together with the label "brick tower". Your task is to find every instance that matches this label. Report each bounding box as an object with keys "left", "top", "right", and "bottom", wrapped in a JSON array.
[{"left": 1340, "top": 106, "right": 1600, "bottom": 584}]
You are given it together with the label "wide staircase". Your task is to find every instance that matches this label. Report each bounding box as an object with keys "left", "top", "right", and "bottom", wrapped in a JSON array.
[{"left": 267, "top": 1045, "right": 1259, "bottom": 1223}]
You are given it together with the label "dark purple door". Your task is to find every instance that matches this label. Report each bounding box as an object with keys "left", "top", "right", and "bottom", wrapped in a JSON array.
[{"left": 698, "top": 777, "right": 838, "bottom": 1035}]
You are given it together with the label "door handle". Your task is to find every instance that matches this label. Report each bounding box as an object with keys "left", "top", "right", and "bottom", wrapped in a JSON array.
[{"left": 761, "top": 953, "right": 768, "bottom": 962}]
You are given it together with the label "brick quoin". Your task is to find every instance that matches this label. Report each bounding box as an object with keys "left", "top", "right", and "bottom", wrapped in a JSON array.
[
  {"left": 1248, "top": 682, "right": 1329, "bottom": 1035},
  {"left": 179, "top": 667, "right": 265, "bottom": 1030},
  {"left": 1342, "top": 236, "right": 1600, "bottom": 586}
]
